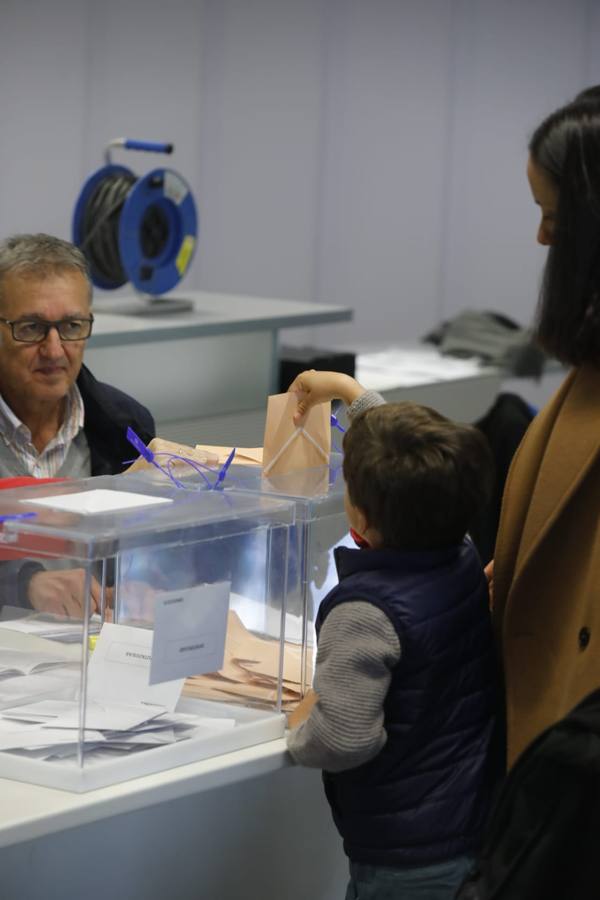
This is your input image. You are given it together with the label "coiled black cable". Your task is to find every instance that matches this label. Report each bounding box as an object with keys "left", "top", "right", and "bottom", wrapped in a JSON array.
[{"left": 80, "top": 172, "right": 136, "bottom": 287}]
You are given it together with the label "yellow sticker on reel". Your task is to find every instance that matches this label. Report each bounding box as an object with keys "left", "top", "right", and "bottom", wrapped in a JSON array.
[{"left": 176, "top": 235, "right": 195, "bottom": 275}]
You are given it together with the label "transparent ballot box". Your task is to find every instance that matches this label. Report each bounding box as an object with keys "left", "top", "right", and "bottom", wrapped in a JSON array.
[
  {"left": 226, "top": 456, "right": 351, "bottom": 699},
  {"left": 0, "top": 474, "right": 294, "bottom": 792}
]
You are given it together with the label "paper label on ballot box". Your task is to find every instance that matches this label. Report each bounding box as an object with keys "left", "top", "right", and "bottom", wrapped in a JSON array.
[{"left": 150, "top": 582, "right": 231, "bottom": 685}]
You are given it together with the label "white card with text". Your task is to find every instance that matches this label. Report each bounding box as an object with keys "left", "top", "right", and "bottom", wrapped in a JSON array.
[
  {"left": 149, "top": 582, "right": 231, "bottom": 685},
  {"left": 88, "top": 622, "right": 184, "bottom": 712}
]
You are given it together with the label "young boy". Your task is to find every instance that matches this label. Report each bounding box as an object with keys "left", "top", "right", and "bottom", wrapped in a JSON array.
[{"left": 287, "top": 384, "right": 499, "bottom": 900}]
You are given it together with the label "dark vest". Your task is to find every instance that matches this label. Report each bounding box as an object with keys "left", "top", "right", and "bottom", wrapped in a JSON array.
[{"left": 316, "top": 540, "right": 499, "bottom": 867}]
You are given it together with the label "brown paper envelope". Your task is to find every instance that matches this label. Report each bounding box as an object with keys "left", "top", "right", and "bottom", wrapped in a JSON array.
[
  {"left": 226, "top": 611, "right": 311, "bottom": 685},
  {"left": 124, "top": 438, "right": 217, "bottom": 473},
  {"left": 184, "top": 675, "right": 300, "bottom": 705},
  {"left": 260, "top": 464, "right": 330, "bottom": 499},
  {"left": 195, "top": 445, "right": 263, "bottom": 466},
  {"left": 182, "top": 612, "right": 311, "bottom": 709},
  {"left": 225, "top": 611, "right": 286, "bottom": 677},
  {"left": 236, "top": 644, "right": 310, "bottom": 686},
  {"left": 262, "top": 393, "right": 331, "bottom": 477},
  {"left": 218, "top": 611, "right": 310, "bottom": 685}
]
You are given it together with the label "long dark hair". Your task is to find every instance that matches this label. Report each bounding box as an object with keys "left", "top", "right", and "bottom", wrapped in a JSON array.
[{"left": 529, "top": 93, "right": 600, "bottom": 365}]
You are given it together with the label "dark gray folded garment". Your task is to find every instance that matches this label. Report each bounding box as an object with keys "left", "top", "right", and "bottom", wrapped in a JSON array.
[{"left": 424, "top": 310, "right": 546, "bottom": 377}]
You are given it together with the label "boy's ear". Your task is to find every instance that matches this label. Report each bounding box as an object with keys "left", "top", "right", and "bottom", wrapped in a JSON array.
[
  {"left": 354, "top": 506, "right": 370, "bottom": 537},
  {"left": 357, "top": 506, "right": 384, "bottom": 549}
]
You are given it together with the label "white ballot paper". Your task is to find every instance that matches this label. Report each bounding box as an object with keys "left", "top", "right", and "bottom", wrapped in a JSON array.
[
  {"left": 0, "top": 624, "right": 238, "bottom": 760},
  {"left": 27, "top": 488, "right": 173, "bottom": 515},
  {"left": 88, "top": 623, "right": 184, "bottom": 712},
  {"left": 150, "top": 582, "right": 231, "bottom": 685},
  {"left": 0, "top": 649, "right": 79, "bottom": 678},
  {"left": 0, "top": 726, "right": 105, "bottom": 751},
  {"left": 2, "top": 698, "right": 165, "bottom": 732}
]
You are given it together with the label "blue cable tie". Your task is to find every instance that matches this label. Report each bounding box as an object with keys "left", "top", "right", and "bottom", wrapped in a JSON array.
[
  {"left": 126, "top": 427, "right": 155, "bottom": 462},
  {"left": 330, "top": 414, "right": 346, "bottom": 434},
  {"left": 0, "top": 512, "right": 38, "bottom": 523},
  {"left": 214, "top": 447, "right": 236, "bottom": 489}
]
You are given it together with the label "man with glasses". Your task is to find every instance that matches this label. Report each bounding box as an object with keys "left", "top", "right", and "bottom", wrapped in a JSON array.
[{"left": 0, "top": 233, "right": 155, "bottom": 615}]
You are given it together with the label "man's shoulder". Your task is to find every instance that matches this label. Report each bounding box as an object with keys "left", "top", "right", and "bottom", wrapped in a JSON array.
[{"left": 77, "top": 364, "right": 155, "bottom": 438}]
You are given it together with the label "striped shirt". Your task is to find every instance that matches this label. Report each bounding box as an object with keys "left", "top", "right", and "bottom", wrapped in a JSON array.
[{"left": 0, "top": 385, "right": 85, "bottom": 478}]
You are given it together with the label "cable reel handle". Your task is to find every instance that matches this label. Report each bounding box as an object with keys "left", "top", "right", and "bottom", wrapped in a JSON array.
[
  {"left": 104, "top": 138, "right": 174, "bottom": 164},
  {"left": 123, "top": 139, "right": 173, "bottom": 154}
]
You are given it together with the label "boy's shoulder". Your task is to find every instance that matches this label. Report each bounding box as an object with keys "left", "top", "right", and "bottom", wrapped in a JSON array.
[{"left": 324, "top": 539, "right": 484, "bottom": 622}]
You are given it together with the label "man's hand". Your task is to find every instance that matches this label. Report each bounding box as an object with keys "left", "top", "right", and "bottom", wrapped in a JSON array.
[
  {"left": 287, "top": 370, "right": 366, "bottom": 425},
  {"left": 287, "top": 689, "right": 319, "bottom": 730},
  {"left": 28, "top": 569, "right": 104, "bottom": 618}
]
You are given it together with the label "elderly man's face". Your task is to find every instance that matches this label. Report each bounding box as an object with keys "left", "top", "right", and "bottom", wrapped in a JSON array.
[{"left": 0, "top": 270, "right": 90, "bottom": 408}]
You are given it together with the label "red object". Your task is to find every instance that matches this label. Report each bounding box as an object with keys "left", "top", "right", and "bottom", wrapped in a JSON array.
[
  {"left": 349, "top": 527, "right": 370, "bottom": 549},
  {"left": 0, "top": 477, "right": 69, "bottom": 560},
  {"left": 0, "top": 477, "right": 66, "bottom": 490}
]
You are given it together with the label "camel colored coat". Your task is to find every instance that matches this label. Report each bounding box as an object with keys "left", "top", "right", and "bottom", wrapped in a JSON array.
[{"left": 493, "top": 363, "right": 600, "bottom": 768}]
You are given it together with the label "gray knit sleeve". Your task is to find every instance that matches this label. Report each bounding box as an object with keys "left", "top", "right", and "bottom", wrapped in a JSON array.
[
  {"left": 347, "top": 390, "right": 386, "bottom": 421},
  {"left": 286, "top": 601, "right": 401, "bottom": 772}
]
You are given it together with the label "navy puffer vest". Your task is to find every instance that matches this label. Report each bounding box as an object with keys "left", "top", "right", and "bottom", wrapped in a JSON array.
[{"left": 316, "top": 539, "right": 498, "bottom": 867}]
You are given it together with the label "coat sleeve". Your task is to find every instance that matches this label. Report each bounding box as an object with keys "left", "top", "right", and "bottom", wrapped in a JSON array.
[{"left": 0, "top": 560, "right": 45, "bottom": 611}]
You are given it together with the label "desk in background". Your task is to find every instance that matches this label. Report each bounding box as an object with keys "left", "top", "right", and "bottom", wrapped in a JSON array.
[
  {"left": 85, "top": 290, "right": 352, "bottom": 447},
  {"left": 335, "top": 343, "right": 566, "bottom": 426},
  {"left": 352, "top": 345, "right": 503, "bottom": 422}
]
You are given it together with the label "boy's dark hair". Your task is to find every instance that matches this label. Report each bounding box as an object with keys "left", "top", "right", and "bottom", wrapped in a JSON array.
[
  {"left": 529, "top": 94, "right": 600, "bottom": 366},
  {"left": 574, "top": 85, "right": 600, "bottom": 105},
  {"left": 342, "top": 403, "right": 494, "bottom": 551}
]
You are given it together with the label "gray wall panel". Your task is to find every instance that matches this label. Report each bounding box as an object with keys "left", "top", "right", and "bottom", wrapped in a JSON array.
[{"left": 1, "top": 0, "right": 599, "bottom": 349}]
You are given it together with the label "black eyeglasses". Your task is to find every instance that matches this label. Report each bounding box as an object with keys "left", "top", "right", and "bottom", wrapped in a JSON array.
[{"left": 0, "top": 316, "right": 94, "bottom": 343}]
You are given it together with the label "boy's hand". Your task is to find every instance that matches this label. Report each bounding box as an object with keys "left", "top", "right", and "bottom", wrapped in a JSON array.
[
  {"left": 484, "top": 559, "right": 494, "bottom": 610},
  {"left": 287, "top": 370, "right": 366, "bottom": 425},
  {"left": 287, "top": 689, "right": 319, "bottom": 729}
]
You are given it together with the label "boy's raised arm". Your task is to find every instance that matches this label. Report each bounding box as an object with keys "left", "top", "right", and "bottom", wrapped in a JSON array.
[{"left": 287, "top": 370, "right": 367, "bottom": 425}]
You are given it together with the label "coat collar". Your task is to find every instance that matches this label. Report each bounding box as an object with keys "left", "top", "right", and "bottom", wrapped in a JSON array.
[
  {"left": 495, "top": 365, "right": 600, "bottom": 620},
  {"left": 334, "top": 543, "right": 462, "bottom": 580}
]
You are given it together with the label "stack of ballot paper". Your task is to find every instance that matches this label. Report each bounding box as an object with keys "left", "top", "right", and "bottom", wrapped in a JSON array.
[
  {"left": 0, "top": 648, "right": 80, "bottom": 679},
  {"left": 0, "top": 700, "right": 234, "bottom": 763},
  {"left": 0, "top": 623, "right": 235, "bottom": 763},
  {"left": 0, "top": 613, "right": 102, "bottom": 643},
  {"left": 184, "top": 610, "right": 311, "bottom": 711},
  {"left": 0, "top": 626, "right": 81, "bottom": 711}
]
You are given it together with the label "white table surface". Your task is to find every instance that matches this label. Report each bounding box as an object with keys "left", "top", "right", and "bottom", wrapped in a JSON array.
[{"left": 0, "top": 737, "right": 290, "bottom": 849}]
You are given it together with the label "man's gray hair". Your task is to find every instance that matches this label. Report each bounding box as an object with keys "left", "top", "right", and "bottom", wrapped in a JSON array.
[{"left": 0, "top": 233, "right": 92, "bottom": 303}]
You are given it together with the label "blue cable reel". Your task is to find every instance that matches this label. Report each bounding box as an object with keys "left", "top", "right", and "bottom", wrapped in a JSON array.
[{"left": 73, "top": 138, "right": 197, "bottom": 296}]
